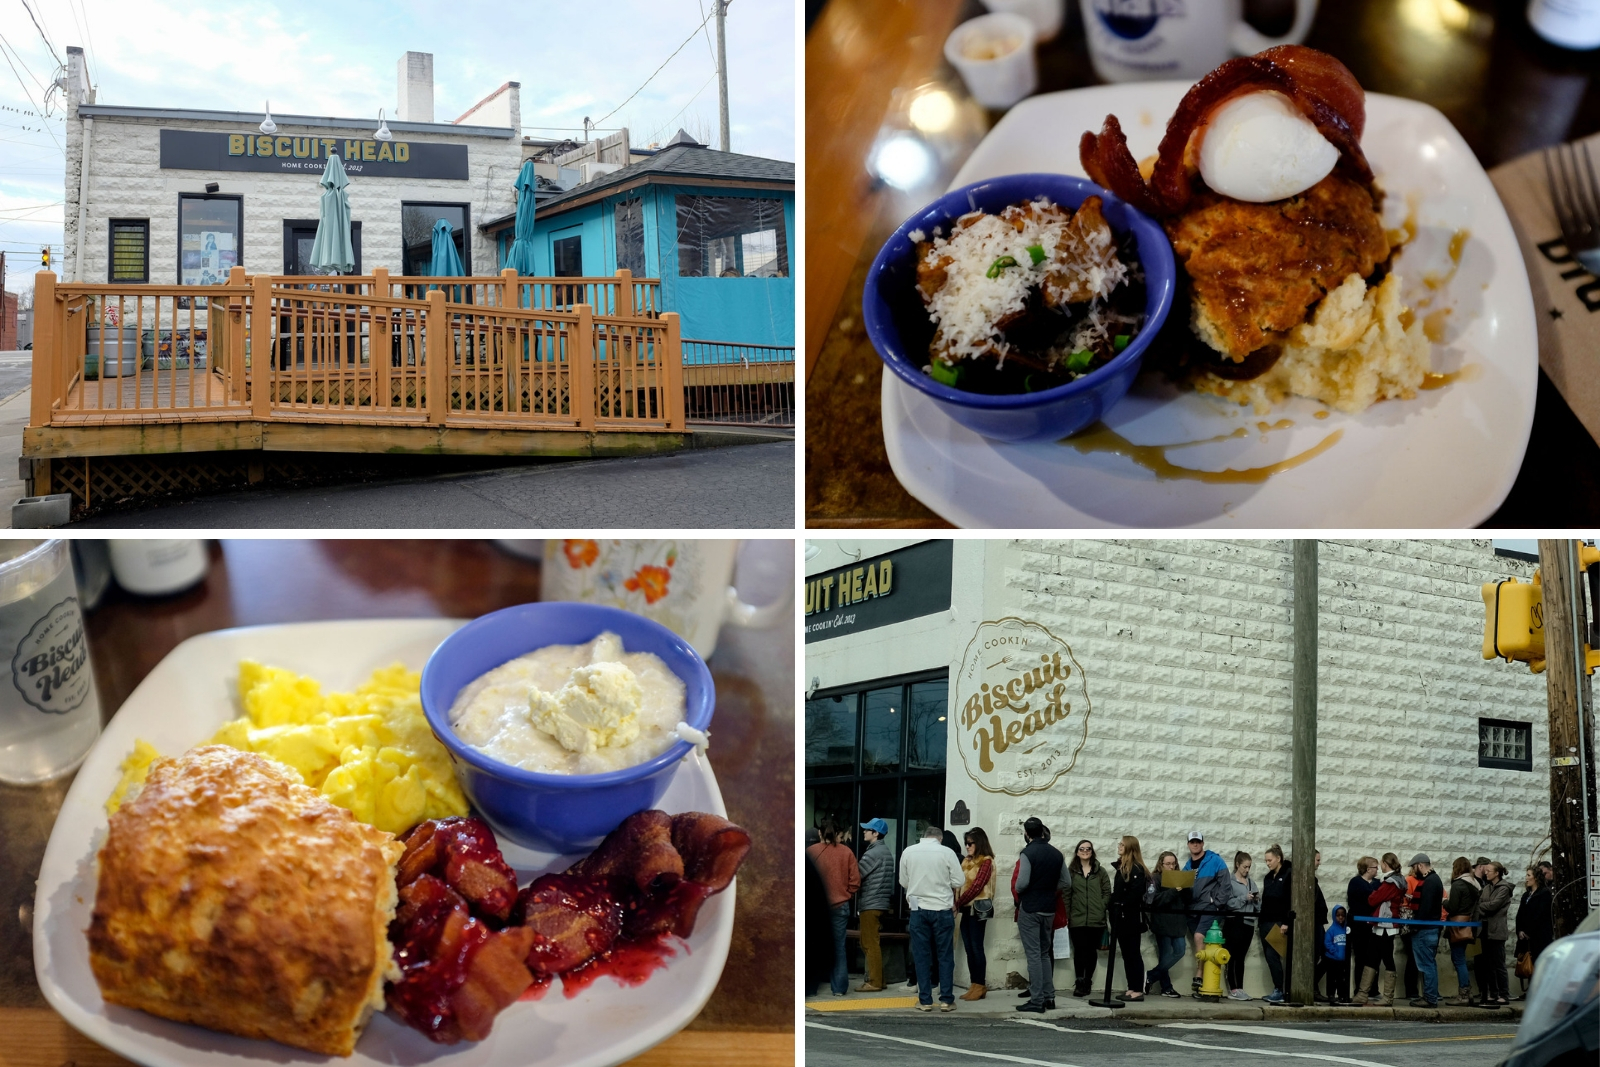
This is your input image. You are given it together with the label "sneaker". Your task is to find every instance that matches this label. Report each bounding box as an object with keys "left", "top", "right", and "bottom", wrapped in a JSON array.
[
  {"left": 1446, "top": 995, "right": 1472, "bottom": 1006},
  {"left": 1116, "top": 992, "right": 1146, "bottom": 1002},
  {"left": 1228, "top": 989, "right": 1253, "bottom": 1001},
  {"left": 1018, "top": 990, "right": 1034, "bottom": 999},
  {"left": 940, "top": 1002, "right": 956, "bottom": 1012},
  {"left": 1016, "top": 1002, "right": 1046, "bottom": 1013},
  {"left": 856, "top": 983, "right": 886, "bottom": 993},
  {"left": 1408, "top": 997, "right": 1439, "bottom": 1008},
  {"left": 1161, "top": 988, "right": 1182, "bottom": 999},
  {"left": 1264, "top": 990, "right": 1285, "bottom": 1004},
  {"left": 1043, "top": 999, "right": 1056, "bottom": 1010},
  {"left": 916, "top": 1002, "right": 934, "bottom": 1012}
]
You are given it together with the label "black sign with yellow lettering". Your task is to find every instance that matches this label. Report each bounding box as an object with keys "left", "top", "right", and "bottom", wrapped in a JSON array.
[
  {"left": 158, "top": 129, "right": 469, "bottom": 180},
  {"left": 803, "top": 539, "right": 952, "bottom": 643}
]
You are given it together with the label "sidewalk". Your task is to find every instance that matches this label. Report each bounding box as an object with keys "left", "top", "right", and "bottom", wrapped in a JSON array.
[
  {"left": 0, "top": 383, "right": 31, "bottom": 524},
  {"left": 805, "top": 982, "right": 1525, "bottom": 1024}
]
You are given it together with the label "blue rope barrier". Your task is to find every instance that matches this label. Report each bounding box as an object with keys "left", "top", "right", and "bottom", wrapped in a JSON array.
[{"left": 1350, "top": 916, "right": 1480, "bottom": 927}]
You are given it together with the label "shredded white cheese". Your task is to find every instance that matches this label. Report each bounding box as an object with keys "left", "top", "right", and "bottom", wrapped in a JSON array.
[{"left": 919, "top": 198, "right": 1126, "bottom": 364}]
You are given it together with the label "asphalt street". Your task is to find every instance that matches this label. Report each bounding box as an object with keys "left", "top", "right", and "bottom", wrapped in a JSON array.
[
  {"left": 0, "top": 351, "right": 31, "bottom": 404},
  {"left": 806, "top": 1017, "right": 1519, "bottom": 1067},
  {"left": 68, "top": 440, "right": 795, "bottom": 528}
]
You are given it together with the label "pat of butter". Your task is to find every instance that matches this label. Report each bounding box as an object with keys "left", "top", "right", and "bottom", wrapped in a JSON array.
[{"left": 527, "top": 660, "right": 643, "bottom": 754}]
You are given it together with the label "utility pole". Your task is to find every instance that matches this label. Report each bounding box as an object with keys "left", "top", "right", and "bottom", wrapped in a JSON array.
[
  {"left": 1536, "top": 538, "right": 1598, "bottom": 938},
  {"left": 715, "top": 0, "right": 730, "bottom": 152},
  {"left": 1290, "top": 539, "right": 1318, "bottom": 1005}
]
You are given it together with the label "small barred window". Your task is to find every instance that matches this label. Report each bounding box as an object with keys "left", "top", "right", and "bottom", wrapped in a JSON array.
[{"left": 1478, "top": 718, "right": 1532, "bottom": 772}]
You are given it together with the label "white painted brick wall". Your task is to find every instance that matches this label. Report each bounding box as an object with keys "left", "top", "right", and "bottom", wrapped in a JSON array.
[
  {"left": 64, "top": 116, "right": 522, "bottom": 283},
  {"left": 943, "top": 538, "right": 1555, "bottom": 997}
]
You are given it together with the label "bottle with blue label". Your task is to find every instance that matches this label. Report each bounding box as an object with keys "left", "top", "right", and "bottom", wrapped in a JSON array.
[
  {"left": 1079, "top": 0, "right": 1319, "bottom": 83},
  {"left": 0, "top": 540, "right": 101, "bottom": 784}
]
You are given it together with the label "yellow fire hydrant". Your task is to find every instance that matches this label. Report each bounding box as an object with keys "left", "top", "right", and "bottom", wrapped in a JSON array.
[{"left": 1195, "top": 920, "right": 1231, "bottom": 1002}]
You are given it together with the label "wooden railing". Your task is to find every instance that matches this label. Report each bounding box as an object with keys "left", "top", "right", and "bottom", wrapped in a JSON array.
[{"left": 28, "top": 268, "right": 683, "bottom": 434}]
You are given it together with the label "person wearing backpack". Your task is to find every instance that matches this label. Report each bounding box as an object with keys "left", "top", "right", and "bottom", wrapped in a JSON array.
[
  {"left": 1443, "top": 856, "right": 1481, "bottom": 1005},
  {"left": 1145, "top": 851, "right": 1189, "bottom": 998},
  {"left": 1110, "top": 836, "right": 1150, "bottom": 1002},
  {"left": 956, "top": 828, "right": 996, "bottom": 1001},
  {"left": 1223, "top": 851, "right": 1259, "bottom": 1001}
]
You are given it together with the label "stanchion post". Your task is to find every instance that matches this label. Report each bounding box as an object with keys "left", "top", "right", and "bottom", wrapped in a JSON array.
[{"left": 1087, "top": 905, "right": 1125, "bottom": 1009}]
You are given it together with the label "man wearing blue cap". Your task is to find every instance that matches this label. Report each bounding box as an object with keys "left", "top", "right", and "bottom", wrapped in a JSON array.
[{"left": 856, "top": 818, "right": 894, "bottom": 992}]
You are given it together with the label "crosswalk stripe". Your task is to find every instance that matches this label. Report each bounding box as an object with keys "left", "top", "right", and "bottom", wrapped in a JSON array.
[
  {"left": 806, "top": 1020, "right": 1090, "bottom": 1067},
  {"left": 1160, "top": 1023, "right": 1379, "bottom": 1044},
  {"left": 1011, "top": 1018, "right": 1395, "bottom": 1067}
]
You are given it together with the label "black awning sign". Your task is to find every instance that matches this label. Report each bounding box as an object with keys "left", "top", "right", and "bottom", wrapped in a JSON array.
[
  {"left": 803, "top": 539, "right": 953, "bottom": 642},
  {"left": 159, "top": 129, "right": 469, "bottom": 180}
]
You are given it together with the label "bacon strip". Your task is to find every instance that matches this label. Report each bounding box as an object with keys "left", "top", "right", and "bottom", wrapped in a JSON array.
[{"left": 1080, "top": 45, "right": 1371, "bottom": 217}]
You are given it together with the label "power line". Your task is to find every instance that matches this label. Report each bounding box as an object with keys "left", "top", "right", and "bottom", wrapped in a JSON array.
[
  {"left": 593, "top": 6, "right": 717, "bottom": 129},
  {"left": 0, "top": 40, "right": 61, "bottom": 152},
  {"left": 17, "top": 0, "right": 63, "bottom": 69},
  {"left": 0, "top": 30, "right": 48, "bottom": 93},
  {"left": 644, "top": 69, "right": 718, "bottom": 148},
  {"left": 68, "top": 0, "right": 98, "bottom": 88}
]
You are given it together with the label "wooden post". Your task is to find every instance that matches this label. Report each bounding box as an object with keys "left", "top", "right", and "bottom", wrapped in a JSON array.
[
  {"left": 372, "top": 268, "right": 391, "bottom": 409},
  {"left": 571, "top": 304, "right": 595, "bottom": 430},
  {"left": 662, "top": 311, "right": 685, "bottom": 431},
  {"left": 500, "top": 267, "right": 518, "bottom": 309},
  {"left": 615, "top": 269, "right": 633, "bottom": 317},
  {"left": 1537, "top": 539, "right": 1599, "bottom": 938},
  {"left": 1289, "top": 539, "right": 1318, "bottom": 1007},
  {"left": 226, "top": 266, "right": 247, "bottom": 401},
  {"left": 30, "top": 271, "right": 56, "bottom": 427},
  {"left": 251, "top": 274, "right": 272, "bottom": 419},
  {"left": 426, "top": 288, "right": 448, "bottom": 425}
]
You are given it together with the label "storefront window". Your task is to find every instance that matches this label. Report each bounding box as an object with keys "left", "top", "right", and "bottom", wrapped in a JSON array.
[
  {"left": 805, "top": 693, "right": 856, "bottom": 778},
  {"left": 674, "top": 195, "right": 788, "bottom": 278},
  {"left": 615, "top": 198, "right": 645, "bottom": 276},
  {"left": 803, "top": 669, "right": 949, "bottom": 921},
  {"left": 861, "top": 686, "right": 902, "bottom": 774},
  {"left": 178, "top": 194, "right": 242, "bottom": 285},
  {"left": 905, "top": 679, "right": 948, "bottom": 771},
  {"left": 401, "top": 202, "right": 469, "bottom": 276}
]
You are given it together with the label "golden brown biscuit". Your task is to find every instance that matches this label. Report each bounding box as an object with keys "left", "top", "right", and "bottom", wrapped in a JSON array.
[{"left": 88, "top": 745, "right": 403, "bottom": 1057}]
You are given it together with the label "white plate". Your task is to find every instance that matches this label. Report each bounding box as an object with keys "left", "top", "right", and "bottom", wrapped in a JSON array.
[
  {"left": 882, "top": 84, "right": 1537, "bottom": 528},
  {"left": 33, "top": 620, "right": 734, "bottom": 1067}
]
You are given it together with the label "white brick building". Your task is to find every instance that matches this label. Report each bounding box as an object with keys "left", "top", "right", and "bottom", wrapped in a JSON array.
[
  {"left": 805, "top": 539, "right": 1565, "bottom": 997},
  {"left": 60, "top": 47, "right": 523, "bottom": 284}
]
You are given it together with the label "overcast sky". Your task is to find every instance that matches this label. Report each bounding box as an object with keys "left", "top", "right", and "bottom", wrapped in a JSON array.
[{"left": 0, "top": 0, "right": 795, "bottom": 293}]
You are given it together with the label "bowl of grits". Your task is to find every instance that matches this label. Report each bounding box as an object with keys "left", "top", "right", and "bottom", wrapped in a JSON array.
[{"left": 420, "top": 601, "right": 714, "bottom": 851}]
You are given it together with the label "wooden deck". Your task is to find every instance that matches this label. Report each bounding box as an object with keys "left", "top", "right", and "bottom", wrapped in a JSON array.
[{"left": 54, "top": 370, "right": 247, "bottom": 424}]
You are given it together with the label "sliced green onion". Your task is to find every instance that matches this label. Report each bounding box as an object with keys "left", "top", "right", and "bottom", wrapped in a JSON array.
[
  {"left": 986, "top": 255, "right": 1018, "bottom": 278},
  {"left": 1025, "top": 244, "right": 1046, "bottom": 265},
  {"left": 929, "top": 360, "right": 961, "bottom": 387},
  {"left": 1023, "top": 374, "right": 1036, "bottom": 393},
  {"left": 1066, "top": 348, "right": 1094, "bottom": 372},
  {"left": 1114, "top": 333, "right": 1131, "bottom": 351}
]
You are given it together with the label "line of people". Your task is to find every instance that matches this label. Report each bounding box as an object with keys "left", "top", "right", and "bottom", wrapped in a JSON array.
[{"left": 807, "top": 816, "right": 1556, "bottom": 1012}]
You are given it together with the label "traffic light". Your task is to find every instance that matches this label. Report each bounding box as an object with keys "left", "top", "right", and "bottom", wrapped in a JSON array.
[
  {"left": 1482, "top": 576, "right": 1545, "bottom": 673},
  {"left": 40, "top": 246, "right": 49, "bottom": 269}
]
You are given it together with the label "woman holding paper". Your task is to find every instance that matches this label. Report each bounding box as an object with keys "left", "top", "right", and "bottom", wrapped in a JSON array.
[{"left": 1145, "top": 851, "right": 1189, "bottom": 998}]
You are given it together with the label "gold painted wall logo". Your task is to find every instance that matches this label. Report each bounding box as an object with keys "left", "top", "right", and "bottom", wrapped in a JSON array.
[{"left": 955, "top": 617, "right": 1090, "bottom": 795}]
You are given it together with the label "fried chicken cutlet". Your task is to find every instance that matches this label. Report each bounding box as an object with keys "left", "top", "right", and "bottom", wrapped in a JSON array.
[{"left": 1165, "top": 173, "right": 1390, "bottom": 363}]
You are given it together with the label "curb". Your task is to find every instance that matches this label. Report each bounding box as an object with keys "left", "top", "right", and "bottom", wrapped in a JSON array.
[{"left": 806, "top": 999, "right": 1524, "bottom": 1025}]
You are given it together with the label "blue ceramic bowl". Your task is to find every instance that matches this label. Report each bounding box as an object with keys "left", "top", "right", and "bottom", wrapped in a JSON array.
[
  {"left": 420, "top": 602, "right": 714, "bottom": 853},
  {"left": 863, "top": 173, "right": 1176, "bottom": 443}
]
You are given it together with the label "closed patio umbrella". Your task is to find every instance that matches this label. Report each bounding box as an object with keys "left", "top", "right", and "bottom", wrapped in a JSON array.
[
  {"left": 308, "top": 153, "right": 354, "bottom": 274},
  {"left": 428, "top": 218, "right": 466, "bottom": 301},
  {"left": 504, "top": 160, "right": 538, "bottom": 276}
]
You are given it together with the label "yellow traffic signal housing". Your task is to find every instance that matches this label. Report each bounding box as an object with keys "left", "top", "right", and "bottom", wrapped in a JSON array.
[
  {"left": 1482, "top": 577, "right": 1545, "bottom": 672},
  {"left": 40, "top": 246, "right": 49, "bottom": 268}
]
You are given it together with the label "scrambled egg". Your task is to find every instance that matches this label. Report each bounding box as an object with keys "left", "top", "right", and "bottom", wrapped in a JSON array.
[
  {"left": 105, "top": 739, "right": 162, "bottom": 815},
  {"left": 107, "top": 661, "right": 468, "bottom": 836},
  {"left": 528, "top": 660, "right": 643, "bottom": 755}
]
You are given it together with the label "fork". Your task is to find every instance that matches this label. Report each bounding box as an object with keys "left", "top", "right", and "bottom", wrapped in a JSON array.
[{"left": 1544, "top": 140, "right": 1600, "bottom": 276}]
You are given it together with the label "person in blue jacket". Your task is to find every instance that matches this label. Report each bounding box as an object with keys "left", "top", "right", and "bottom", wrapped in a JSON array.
[
  {"left": 1319, "top": 905, "right": 1351, "bottom": 1003},
  {"left": 1183, "top": 831, "right": 1231, "bottom": 993}
]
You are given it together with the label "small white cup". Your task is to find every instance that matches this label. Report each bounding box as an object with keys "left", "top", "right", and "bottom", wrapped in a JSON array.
[
  {"left": 542, "top": 539, "right": 789, "bottom": 660},
  {"left": 980, "top": 0, "right": 1065, "bottom": 41},
  {"left": 945, "top": 13, "right": 1038, "bottom": 110}
]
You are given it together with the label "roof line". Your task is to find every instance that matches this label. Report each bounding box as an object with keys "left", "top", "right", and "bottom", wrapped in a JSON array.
[
  {"left": 454, "top": 81, "right": 519, "bottom": 125},
  {"left": 479, "top": 174, "right": 792, "bottom": 230},
  {"left": 75, "top": 104, "right": 515, "bottom": 138}
]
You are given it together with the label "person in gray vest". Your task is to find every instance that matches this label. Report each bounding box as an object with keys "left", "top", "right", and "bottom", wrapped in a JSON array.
[
  {"left": 1015, "top": 817, "right": 1068, "bottom": 1014},
  {"left": 855, "top": 818, "right": 895, "bottom": 992}
]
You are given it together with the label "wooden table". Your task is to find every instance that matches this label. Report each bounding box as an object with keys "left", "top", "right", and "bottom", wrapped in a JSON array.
[
  {"left": 0, "top": 540, "right": 794, "bottom": 1067},
  {"left": 805, "top": 0, "right": 1600, "bottom": 527}
]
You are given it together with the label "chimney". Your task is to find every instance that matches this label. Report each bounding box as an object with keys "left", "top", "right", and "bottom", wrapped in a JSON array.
[
  {"left": 397, "top": 51, "right": 434, "bottom": 123},
  {"left": 65, "top": 46, "right": 94, "bottom": 115}
]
